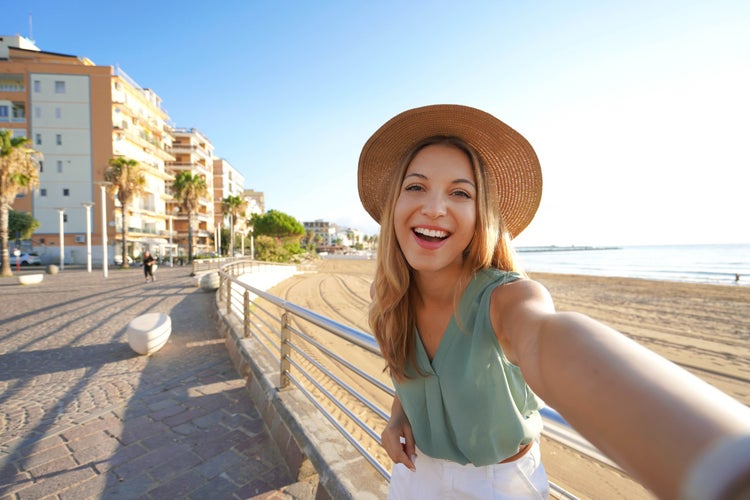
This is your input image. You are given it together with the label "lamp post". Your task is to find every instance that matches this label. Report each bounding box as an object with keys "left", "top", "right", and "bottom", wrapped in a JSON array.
[
  {"left": 97, "top": 182, "right": 112, "bottom": 278},
  {"left": 82, "top": 202, "right": 93, "bottom": 272},
  {"left": 249, "top": 225, "right": 254, "bottom": 260},
  {"left": 57, "top": 208, "right": 65, "bottom": 271},
  {"left": 169, "top": 213, "right": 174, "bottom": 267}
]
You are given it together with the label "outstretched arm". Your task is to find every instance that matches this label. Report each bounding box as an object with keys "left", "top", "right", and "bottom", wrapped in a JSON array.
[{"left": 493, "top": 279, "right": 750, "bottom": 499}]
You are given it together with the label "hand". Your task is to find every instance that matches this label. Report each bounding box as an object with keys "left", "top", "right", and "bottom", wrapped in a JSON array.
[{"left": 381, "top": 398, "right": 416, "bottom": 471}]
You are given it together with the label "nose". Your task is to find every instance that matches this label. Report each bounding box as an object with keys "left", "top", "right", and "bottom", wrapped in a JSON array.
[{"left": 421, "top": 193, "right": 447, "bottom": 218}]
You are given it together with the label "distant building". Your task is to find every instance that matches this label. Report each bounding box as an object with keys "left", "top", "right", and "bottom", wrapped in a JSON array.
[
  {"left": 167, "top": 128, "right": 215, "bottom": 256},
  {"left": 303, "top": 220, "right": 364, "bottom": 251},
  {"left": 243, "top": 189, "right": 264, "bottom": 216},
  {"left": 0, "top": 35, "right": 176, "bottom": 263}
]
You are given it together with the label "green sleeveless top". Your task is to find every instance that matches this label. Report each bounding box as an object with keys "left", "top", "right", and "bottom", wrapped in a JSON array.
[{"left": 394, "top": 268, "right": 544, "bottom": 466}]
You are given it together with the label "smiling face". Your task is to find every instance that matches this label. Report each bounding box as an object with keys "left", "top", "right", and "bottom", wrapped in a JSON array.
[{"left": 393, "top": 142, "right": 477, "bottom": 275}]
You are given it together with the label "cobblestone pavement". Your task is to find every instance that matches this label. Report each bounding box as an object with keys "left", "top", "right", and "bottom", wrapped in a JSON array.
[{"left": 0, "top": 266, "right": 297, "bottom": 499}]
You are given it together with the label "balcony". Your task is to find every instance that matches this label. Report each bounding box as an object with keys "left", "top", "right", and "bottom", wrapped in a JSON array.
[{"left": 0, "top": 83, "right": 24, "bottom": 92}]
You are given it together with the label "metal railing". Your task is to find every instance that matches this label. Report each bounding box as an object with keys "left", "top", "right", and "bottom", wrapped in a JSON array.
[{"left": 216, "top": 260, "right": 612, "bottom": 499}]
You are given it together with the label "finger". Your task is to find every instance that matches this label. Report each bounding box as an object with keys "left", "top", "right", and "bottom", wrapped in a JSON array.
[
  {"left": 398, "top": 436, "right": 416, "bottom": 471},
  {"left": 402, "top": 428, "right": 416, "bottom": 458}
]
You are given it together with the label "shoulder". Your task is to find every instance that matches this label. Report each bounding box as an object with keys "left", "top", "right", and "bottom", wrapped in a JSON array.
[
  {"left": 492, "top": 277, "right": 553, "bottom": 307},
  {"left": 489, "top": 277, "right": 556, "bottom": 358}
]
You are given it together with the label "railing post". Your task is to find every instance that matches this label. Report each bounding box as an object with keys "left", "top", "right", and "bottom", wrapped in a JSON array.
[
  {"left": 226, "top": 278, "right": 232, "bottom": 315},
  {"left": 243, "top": 290, "right": 250, "bottom": 338},
  {"left": 217, "top": 273, "right": 224, "bottom": 301},
  {"left": 280, "top": 312, "right": 291, "bottom": 389}
]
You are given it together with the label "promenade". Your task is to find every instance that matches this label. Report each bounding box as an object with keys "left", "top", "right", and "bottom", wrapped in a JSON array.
[{"left": 0, "top": 265, "right": 311, "bottom": 499}]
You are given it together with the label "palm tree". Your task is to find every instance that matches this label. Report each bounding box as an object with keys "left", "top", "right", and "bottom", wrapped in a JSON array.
[
  {"left": 0, "top": 131, "right": 41, "bottom": 277},
  {"left": 171, "top": 171, "right": 207, "bottom": 262},
  {"left": 104, "top": 156, "right": 146, "bottom": 269},
  {"left": 221, "top": 195, "right": 247, "bottom": 256}
]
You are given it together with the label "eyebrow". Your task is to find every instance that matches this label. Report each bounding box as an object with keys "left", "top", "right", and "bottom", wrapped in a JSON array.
[{"left": 403, "top": 172, "right": 476, "bottom": 188}]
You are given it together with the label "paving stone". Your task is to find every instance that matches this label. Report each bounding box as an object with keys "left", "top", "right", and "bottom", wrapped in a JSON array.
[{"left": 0, "top": 268, "right": 296, "bottom": 499}]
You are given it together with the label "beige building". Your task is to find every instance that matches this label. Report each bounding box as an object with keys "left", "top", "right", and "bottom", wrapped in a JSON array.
[
  {"left": 0, "top": 35, "right": 175, "bottom": 264},
  {"left": 243, "top": 189, "right": 265, "bottom": 216},
  {"left": 167, "top": 128, "right": 215, "bottom": 257}
]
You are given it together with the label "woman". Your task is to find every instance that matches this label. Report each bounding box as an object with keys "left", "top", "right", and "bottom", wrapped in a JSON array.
[
  {"left": 359, "top": 105, "right": 750, "bottom": 499},
  {"left": 143, "top": 250, "right": 156, "bottom": 282}
]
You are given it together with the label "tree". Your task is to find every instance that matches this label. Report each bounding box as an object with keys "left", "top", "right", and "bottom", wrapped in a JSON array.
[
  {"left": 171, "top": 171, "right": 207, "bottom": 262},
  {"left": 9, "top": 210, "right": 40, "bottom": 241},
  {"left": 251, "top": 210, "right": 305, "bottom": 239},
  {"left": 221, "top": 195, "right": 247, "bottom": 256},
  {"left": 0, "top": 131, "right": 41, "bottom": 277},
  {"left": 104, "top": 156, "right": 146, "bottom": 269}
]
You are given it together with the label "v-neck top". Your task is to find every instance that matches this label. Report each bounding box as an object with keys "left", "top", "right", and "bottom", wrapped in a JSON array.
[{"left": 393, "top": 268, "right": 544, "bottom": 466}]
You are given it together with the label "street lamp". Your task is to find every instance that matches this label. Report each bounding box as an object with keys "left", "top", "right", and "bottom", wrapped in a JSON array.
[
  {"left": 82, "top": 202, "right": 93, "bottom": 272},
  {"left": 57, "top": 208, "right": 65, "bottom": 271},
  {"left": 249, "top": 225, "right": 254, "bottom": 260},
  {"left": 169, "top": 212, "right": 174, "bottom": 267},
  {"left": 97, "top": 182, "right": 112, "bottom": 278}
]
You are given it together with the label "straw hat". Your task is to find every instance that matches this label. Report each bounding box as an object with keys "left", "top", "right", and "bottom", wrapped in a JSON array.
[{"left": 358, "top": 104, "right": 542, "bottom": 238}]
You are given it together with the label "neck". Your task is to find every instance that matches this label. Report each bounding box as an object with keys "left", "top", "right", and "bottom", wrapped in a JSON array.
[{"left": 412, "top": 265, "right": 472, "bottom": 308}]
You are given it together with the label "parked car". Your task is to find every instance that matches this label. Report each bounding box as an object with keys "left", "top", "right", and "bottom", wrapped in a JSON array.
[{"left": 9, "top": 252, "right": 42, "bottom": 266}]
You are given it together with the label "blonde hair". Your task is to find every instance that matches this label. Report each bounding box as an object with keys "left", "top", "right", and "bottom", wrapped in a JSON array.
[{"left": 368, "top": 136, "right": 524, "bottom": 380}]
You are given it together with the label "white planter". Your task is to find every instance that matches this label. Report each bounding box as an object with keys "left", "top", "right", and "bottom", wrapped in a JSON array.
[
  {"left": 127, "top": 313, "right": 171, "bottom": 355},
  {"left": 18, "top": 274, "right": 44, "bottom": 285},
  {"left": 200, "top": 272, "right": 220, "bottom": 291}
]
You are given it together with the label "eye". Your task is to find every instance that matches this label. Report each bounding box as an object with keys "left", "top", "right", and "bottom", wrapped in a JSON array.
[
  {"left": 404, "top": 183, "right": 424, "bottom": 192},
  {"left": 451, "top": 189, "right": 472, "bottom": 199}
]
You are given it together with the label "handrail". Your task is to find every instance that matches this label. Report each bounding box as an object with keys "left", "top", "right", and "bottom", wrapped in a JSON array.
[{"left": 217, "top": 260, "right": 591, "bottom": 499}]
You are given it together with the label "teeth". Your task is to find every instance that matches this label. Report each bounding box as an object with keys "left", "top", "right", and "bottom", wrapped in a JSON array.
[{"left": 414, "top": 227, "right": 448, "bottom": 238}]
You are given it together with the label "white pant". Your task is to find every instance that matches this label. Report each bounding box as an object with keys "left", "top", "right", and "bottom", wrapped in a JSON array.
[{"left": 388, "top": 441, "right": 549, "bottom": 499}]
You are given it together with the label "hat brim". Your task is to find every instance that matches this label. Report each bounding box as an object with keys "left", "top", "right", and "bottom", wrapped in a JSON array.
[{"left": 358, "top": 104, "right": 542, "bottom": 239}]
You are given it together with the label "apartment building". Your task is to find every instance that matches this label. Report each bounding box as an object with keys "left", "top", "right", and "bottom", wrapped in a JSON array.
[
  {"left": 303, "top": 219, "right": 365, "bottom": 252},
  {"left": 214, "top": 158, "right": 257, "bottom": 254},
  {"left": 167, "top": 128, "right": 215, "bottom": 257},
  {"left": 243, "top": 189, "right": 265, "bottom": 216},
  {"left": 0, "top": 35, "right": 175, "bottom": 264}
]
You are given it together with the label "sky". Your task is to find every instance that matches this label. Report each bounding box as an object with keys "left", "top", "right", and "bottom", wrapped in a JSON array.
[{"left": 3, "top": 0, "right": 749, "bottom": 247}]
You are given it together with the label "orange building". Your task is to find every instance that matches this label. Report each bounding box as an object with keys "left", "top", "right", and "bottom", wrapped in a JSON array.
[{"left": 0, "top": 35, "right": 175, "bottom": 265}]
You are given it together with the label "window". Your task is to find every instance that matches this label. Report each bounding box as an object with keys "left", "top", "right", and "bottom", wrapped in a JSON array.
[
  {"left": 63, "top": 188, "right": 70, "bottom": 196},
  {"left": 54, "top": 81, "right": 65, "bottom": 93},
  {"left": 33, "top": 80, "right": 41, "bottom": 93},
  {"left": 55, "top": 107, "right": 62, "bottom": 119},
  {"left": 56, "top": 134, "right": 62, "bottom": 145},
  {"left": 34, "top": 106, "right": 41, "bottom": 118},
  {"left": 40, "top": 188, "right": 47, "bottom": 196},
  {"left": 35, "top": 134, "right": 41, "bottom": 145},
  {"left": 57, "top": 160, "right": 63, "bottom": 173},
  {"left": 39, "top": 161, "right": 43, "bottom": 172},
  {"left": 0, "top": 105, "right": 8, "bottom": 120},
  {"left": 63, "top": 214, "right": 68, "bottom": 223}
]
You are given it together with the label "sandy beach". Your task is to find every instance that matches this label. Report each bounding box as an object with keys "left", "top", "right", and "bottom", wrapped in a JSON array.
[{"left": 268, "top": 258, "right": 750, "bottom": 499}]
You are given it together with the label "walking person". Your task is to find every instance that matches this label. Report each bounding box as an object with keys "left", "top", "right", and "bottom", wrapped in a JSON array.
[
  {"left": 143, "top": 250, "right": 156, "bottom": 282},
  {"left": 358, "top": 104, "right": 750, "bottom": 499}
]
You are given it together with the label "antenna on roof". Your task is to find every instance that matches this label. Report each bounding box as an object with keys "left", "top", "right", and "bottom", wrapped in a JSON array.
[{"left": 28, "top": 12, "right": 33, "bottom": 41}]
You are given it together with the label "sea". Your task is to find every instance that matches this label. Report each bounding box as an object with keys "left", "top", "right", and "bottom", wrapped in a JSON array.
[{"left": 514, "top": 244, "right": 750, "bottom": 287}]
